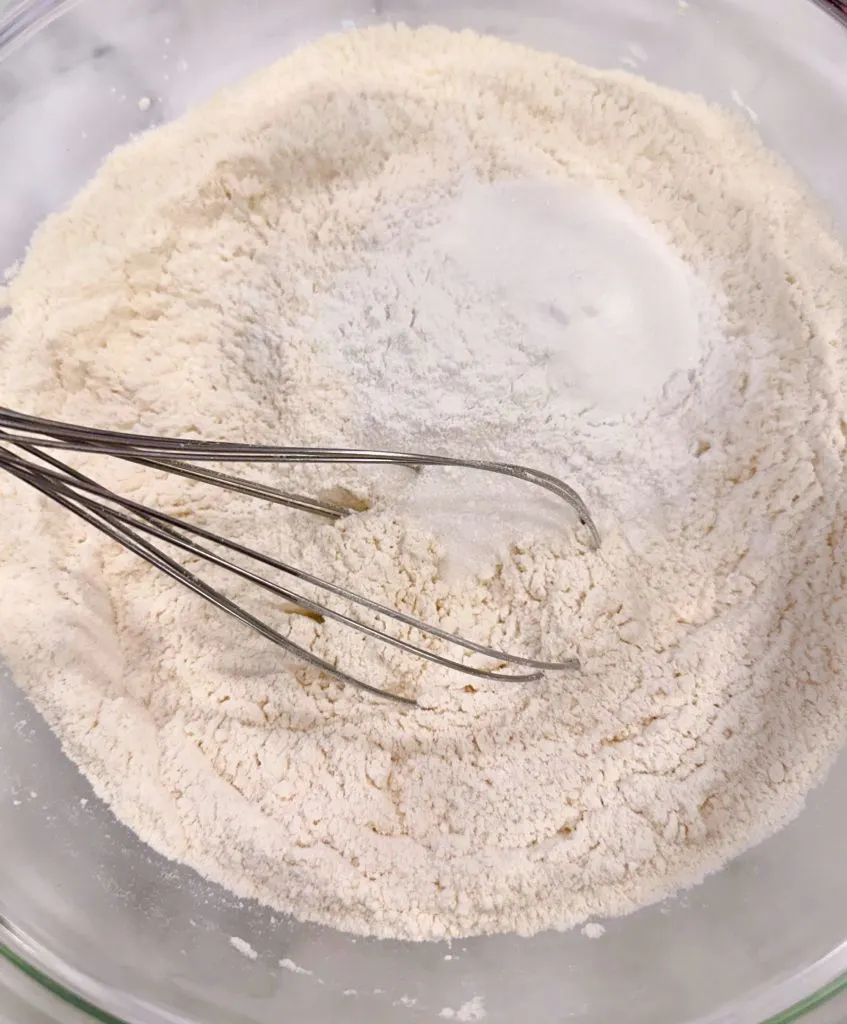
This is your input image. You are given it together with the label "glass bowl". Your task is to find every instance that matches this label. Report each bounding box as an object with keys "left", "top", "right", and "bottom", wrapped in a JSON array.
[{"left": 1, "top": 1, "right": 847, "bottom": 1021}]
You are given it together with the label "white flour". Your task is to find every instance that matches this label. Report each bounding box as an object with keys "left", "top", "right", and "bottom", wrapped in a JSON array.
[
  {"left": 1, "top": 24, "right": 847, "bottom": 941},
  {"left": 278, "top": 958, "right": 312, "bottom": 976},
  {"left": 440, "top": 997, "right": 487, "bottom": 1021},
  {"left": 229, "top": 936, "right": 258, "bottom": 960},
  {"left": 315, "top": 177, "right": 717, "bottom": 573}
]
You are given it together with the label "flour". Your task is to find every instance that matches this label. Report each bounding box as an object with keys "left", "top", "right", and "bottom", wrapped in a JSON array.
[
  {"left": 229, "top": 937, "right": 258, "bottom": 960},
  {"left": 314, "top": 177, "right": 717, "bottom": 571},
  {"left": 1, "top": 24, "right": 847, "bottom": 942},
  {"left": 321, "top": 179, "right": 704, "bottom": 433},
  {"left": 278, "top": 958, "right": 312, "bottom": 976},
  {"left": 440, "top": 997, "right": 487, "bottom": 1022}
]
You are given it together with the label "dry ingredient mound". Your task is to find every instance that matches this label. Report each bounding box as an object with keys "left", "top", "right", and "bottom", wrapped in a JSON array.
[{"left": 2, "top": 24, "right": 847, "bottom": 941}]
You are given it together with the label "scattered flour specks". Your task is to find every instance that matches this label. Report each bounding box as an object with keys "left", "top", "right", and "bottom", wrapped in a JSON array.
[
  {"left": 229, "top": 936, "right": 258, "bottom": 960},
  {"left": 278, "top": 958, "right": 312, "bottom": 975},
  {"left": 440, "top": 996, "right": 487, "bottom": 1021}
]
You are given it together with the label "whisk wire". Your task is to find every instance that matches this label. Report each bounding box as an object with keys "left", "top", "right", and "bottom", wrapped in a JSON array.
[
  {"left": 0, "top": 445, "right": 414, "bottom": 705},
  {"left": 0, "top": 408, "right": 599, "bottom": 705},
  {"left": 0, "top": 442, "right": 557, "bottom": 684},
  {"left": 0, "top": 408, "right": 600, "bottom": 545}
]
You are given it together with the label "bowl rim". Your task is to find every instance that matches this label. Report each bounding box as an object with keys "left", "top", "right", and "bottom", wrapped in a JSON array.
[{"left": 1, "top": 0, "right": 847, "bottom": 1021}]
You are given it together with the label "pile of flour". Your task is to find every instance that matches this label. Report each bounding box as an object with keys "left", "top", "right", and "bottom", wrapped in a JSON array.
[{"left": 1, "top": 24, "right": 846, "bottom": 940}]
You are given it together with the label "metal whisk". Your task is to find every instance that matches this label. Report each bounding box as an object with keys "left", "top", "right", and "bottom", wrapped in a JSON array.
[{"left": 0, "top": 407, "right": 599, "bottom": 707}]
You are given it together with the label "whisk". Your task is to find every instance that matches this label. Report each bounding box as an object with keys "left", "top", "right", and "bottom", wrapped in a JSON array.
[{"left": 0, "top": 407, "right": 600, "bottom": 707}]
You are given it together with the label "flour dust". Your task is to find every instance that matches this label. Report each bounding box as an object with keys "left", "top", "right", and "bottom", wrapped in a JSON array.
[{"left": 1, "top": 24, "right": 846, "bottom": 941}]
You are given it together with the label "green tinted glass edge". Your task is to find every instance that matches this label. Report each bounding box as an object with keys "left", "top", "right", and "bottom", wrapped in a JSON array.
[
  {"left": 0, "top": 942, "right": 130, "bottom": 1024},
  {"left": 765, "top": 972, "right": 847, "bottom": 1024},
  {"left": 3, "top": 931, "right": 847, "bottom": 1024}
]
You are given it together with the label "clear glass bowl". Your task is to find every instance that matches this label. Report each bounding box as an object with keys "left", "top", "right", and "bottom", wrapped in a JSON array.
[{"left": 1, "top": 1, "right": 847, "bottom": 1021}]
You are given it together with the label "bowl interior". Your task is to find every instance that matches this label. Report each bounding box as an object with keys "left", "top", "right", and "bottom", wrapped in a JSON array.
[{"left": 1, "top": 1, "right": 847, "bottom": 1022}]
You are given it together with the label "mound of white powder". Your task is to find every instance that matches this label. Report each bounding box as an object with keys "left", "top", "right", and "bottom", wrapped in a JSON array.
[{"left": 1, "top": 24, "right": 847, "bottom": 940}]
